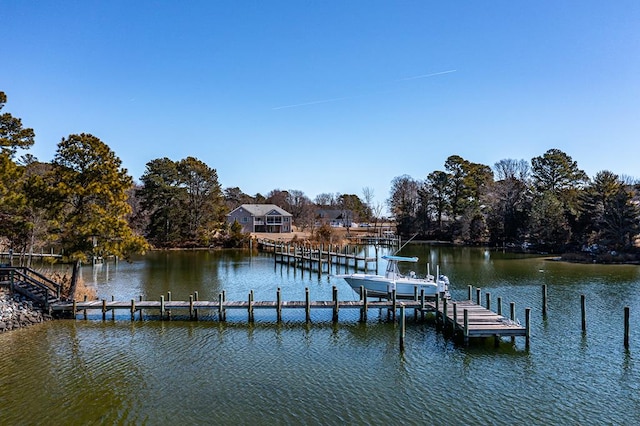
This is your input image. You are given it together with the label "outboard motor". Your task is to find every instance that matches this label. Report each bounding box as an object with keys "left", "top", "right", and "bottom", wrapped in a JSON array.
[{"left": 438, "top": 275, "right": 450, "bottom": 298}]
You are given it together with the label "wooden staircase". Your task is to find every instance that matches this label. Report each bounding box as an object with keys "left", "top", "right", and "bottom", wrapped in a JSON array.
[{"left": 0, "top": 266, "right": 63, "bottom": 309}]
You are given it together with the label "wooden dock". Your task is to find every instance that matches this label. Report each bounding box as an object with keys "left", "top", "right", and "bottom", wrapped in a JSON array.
[
  {"left": 50, "top": 285, "right": 529, "bottom": 347},
  {"left": 258, "top": 239, "right": 378, "bottom": 275}
]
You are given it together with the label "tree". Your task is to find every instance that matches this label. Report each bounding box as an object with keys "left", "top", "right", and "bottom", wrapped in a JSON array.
[
  {"left": 580, "top": 171, "right": 640, "bottom": 250},
  {"left": 423, "top": 170, "right": 450, "bottom": 234},
  {"left": 49, "top": 133, "right": 148, "bottom": 298},
  {"left": 0, "top": 91, "right": 35, "bottom": 157},
  {"left": 388, "top": 175, "right": 420, "bottom": 236},
  {"left": 529, "top": 191, "right": 571, "bottom": 250},
  {"left": 224, "top": 187, "right": 254, "bottom": 210},
  {"left": 138, "top": 158, "right": 186, "bottom": 246},
  {"left": 177, "top": 157, "right": 225, "bottom": 245},
  {"left": 531, "top": 148, "right": 587, "bottom": 193},
  {"left": 286, "top": 189, "right": 314, "bottom": 230},
  {"left": 486, "top": 159, "right": 531, "bottom": 245},
  {"left": 531, "top": 149, "right": 588, "bottom": 246}
]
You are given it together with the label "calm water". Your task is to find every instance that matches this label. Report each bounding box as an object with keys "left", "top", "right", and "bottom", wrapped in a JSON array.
[{"left": 1, "top": 245, "right": 640, "bottom": 425}]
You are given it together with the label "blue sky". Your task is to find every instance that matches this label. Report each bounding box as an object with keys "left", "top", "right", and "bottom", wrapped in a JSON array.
[{"left": 2, "top": 1, "right": 639, "bottom": 209}]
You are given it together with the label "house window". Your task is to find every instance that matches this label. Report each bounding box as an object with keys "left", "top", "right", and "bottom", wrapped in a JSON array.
[
  {"left": 266, "top": 215, "right": 282, "bottom": 225},
  {"left": 284, "top": 217, "right": 289, "bottom": 223},
  {"left": 242, "top": 217, "right": 248, "bottom": 223}
]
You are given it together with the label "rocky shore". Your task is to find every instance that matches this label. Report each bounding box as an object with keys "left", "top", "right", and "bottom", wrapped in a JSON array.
[{"left": 0, "top": 288, "right": 51, "bottom": 333}]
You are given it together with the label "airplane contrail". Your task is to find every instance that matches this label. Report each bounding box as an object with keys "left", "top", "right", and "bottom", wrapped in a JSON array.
[
  {"left": 272, "top": 95, "right": 356, "bottom": 110},
  {"left": 396, "top": 69, "right": 457, "bottom": 81},
  {"left": 272, "top": 69, "right": 457, "bottom": 110}
]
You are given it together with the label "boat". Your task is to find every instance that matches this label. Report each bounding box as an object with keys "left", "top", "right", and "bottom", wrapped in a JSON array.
[{"left": 336, "top": 255, "right": 450, "bottom": 299}]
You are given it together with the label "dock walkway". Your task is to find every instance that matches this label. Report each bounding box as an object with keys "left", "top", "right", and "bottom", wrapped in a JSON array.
[{"left": 50, "top": 286, "right": 529, "bottom": 346}]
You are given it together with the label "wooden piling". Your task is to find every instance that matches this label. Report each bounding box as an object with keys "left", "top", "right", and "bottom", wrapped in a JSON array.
[
  {"left": 130, "top": 299, "right": 136, "bottom": 321},
  {"left": 420, "top": 289, "right": 425, "bottom": 321},
  {"left": 581, "top": 294, "right": 586, "bottom": 333},
  {"left": 399, "top": 305, "right": 406, "bottom": 352},
  {"left": 497, "top": 297, "right": 502, "bottom": 316},
  {"left": 476, "top": 288, "right": 481, "bottom": 305},
  {"left": 167, "top": 291, "right": 172, "bottom": 320},
  {"left": 189, "top": 295, "right": 194, "bottom": 320},
  {"left": 452, "top": 303, "right": 458, "bottom": 335},
  {"left": 443, "top": 297, "right": 448, "bottom": 332},
  {"left": 160, "top": 295, "right": 165, "bottom": 320},
  {"left": 468, "top": 285, "right": 472, "bottom": 301},
  {"left": 139, "top": 295, "right": 143, "bottom": 321},
  {"left": 305, "top": 287, "right": 310, "bottom": 323},
  {"left": 332, "top": 286, "right": 339, "bottom": 323},
  {"left": 276, "top": 287, "right": 282, "bottom": 323},
  {"left": 111, "top": 295, "right": 115, "bottom": 320},
  {"left": 194, "top": 291, "right": 199, "bottom": 321},
  {"left": 362, "top": 287, "right": 368, "bottom": 322},
  {"left": 542, "top": 284, "right": 547, "bottom": 317},
  {"left": 218, "top": 292, "right": 224, "bottom": 321},
  {"left": 624, "top": 306, "right": 630, "bottom": 349},
  {"left": 248, "top": 290, "right": 254, "bottom": 322},
  {"left": 83, "top": 295, "right": 88, "bottom": 320},
  {"left": 72, "top": 299, "right": 77, "bottom": 319},
  {"left": 525, "top": 308, "right": 531, "bottom": 350},
  {"left": 463, "top": 309, "right": 469, "bottom": 345},
  {"left": 485, "top": 292, "right": 491, "bottom": 311},
  {"left": 391, "top": 289, "right": 397, "bottom": 320}
]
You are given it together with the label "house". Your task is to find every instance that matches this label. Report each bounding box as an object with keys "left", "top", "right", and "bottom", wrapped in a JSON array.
[
  {"left": 315, "top": 209, "right": 355, "bottom": 228},
  {"left": 227, "top": 204, "right": 293, "bottom": 233}
]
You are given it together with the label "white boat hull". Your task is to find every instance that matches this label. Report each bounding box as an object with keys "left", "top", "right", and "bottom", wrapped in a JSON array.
[{"left": 341, "top": 274, "right": 441, "bottom": 299}]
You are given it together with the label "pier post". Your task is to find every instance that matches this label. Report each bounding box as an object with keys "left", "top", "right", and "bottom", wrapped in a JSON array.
[
  {"left": 111, "top": 295, "right": 115, "bottom": 320},
  {"left": 542, "top": 284, "right": 548, "bottom": 317},
  {"left": 102, "top": 299, "right": 106, "bottom": 321},
  {"left": 277, "top": 287, "right": 282, "bottom": 323},
  {"left": 463, "top": 309, "right": 469, "bottom": 346},
  {"left": 485, "top": 292, "right": 491, "bottom": 311},
  {"left": 189, "top": 295, "right": 194, "bottom": 320},
  {"left": 359, "top": 286, "right": 365, "bottom": 322},
  {"left": 72, "top": 300, "right": 77, "bottom": 319},
  {"left": 167, "top": 291, "right": 172, "bottom": 320},
  {"left": 399, "top": 305, "right": 406, "bottom": 352},
  {"left": 476, "top": 288, "right": 481, "bottom": 305},
  {"left": 453, "top": 303, "right": 458, "bottom": 334},
  {"left": 420, "top": 289, "right": 425, "bottom": 321},
  {"left": 497, "top": 297, "right": 502, "bottom": 316},
  {"left": 332, "top": 286, "right": 339, "bottom": 323},
  {"left": 435, "top": 295, "right": 440, "bottom": 328},
  {"left": 139, "top": 295, "right": 143, "bottom": 321},
  {"left": 218, "top": 292, "right": 224, "bottom": 321},
  {"left": 363, "top": 287, "right": 368, "bottom": 322},
  {"left": 160, "top": 295, "right": 165, "bottom": 320},
  {"left": 130, "top": 299, "right": 136, "bottom": 321},
  {"left": 443, "top": 297, "right": 448, "bottom": 332},
  {"left": 194, "top": 291, "right": 199, "bottom": 321},
  {"left": 391, "top": 289, "right": 397, "bottom": 321},
  {"left": 510, "top": 302, "right": 516, "bottom": 344},
  {"left": 83, "top": 295, "right": 88, "bottom": 320},
  {"left": 248, "top": 290, "right": 254, "bottom": 322},
  {"left": 525, "top": 308, "right": 531, "bottom": 350},
  {"left": 624, "top": 306, "right": 630, "bottom": 349},
  {"left": 468, "top": 285, "right": 472, "bottom": 301},
  {"left": 305, "top": 287, "right": 311, "bottom": 323},
  {"left": 581, "top": 294, "right": 586, "bottom": 333}
]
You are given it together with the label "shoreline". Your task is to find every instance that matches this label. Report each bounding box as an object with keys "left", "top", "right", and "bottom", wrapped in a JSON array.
[{"left": 0, "top": 287, "right": 51, "bottom": 333}]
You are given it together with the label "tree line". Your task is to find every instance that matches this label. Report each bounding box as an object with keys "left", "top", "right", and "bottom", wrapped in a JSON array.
[
  {"left": 0, "top": 91, "right": 376, "bottom": 266},
  {"left": 388, "top": 152, "right": 640, "bottom": 255}
]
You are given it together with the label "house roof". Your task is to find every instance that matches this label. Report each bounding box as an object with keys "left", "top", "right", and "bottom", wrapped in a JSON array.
[{"left": 227, "top": 204, "right": 292, "bottom": 217}]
